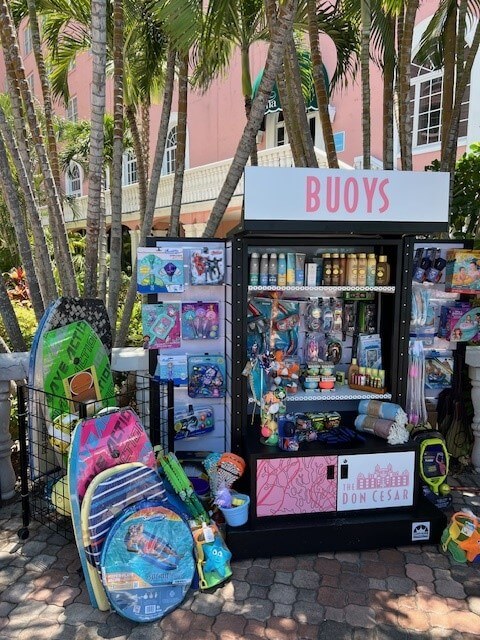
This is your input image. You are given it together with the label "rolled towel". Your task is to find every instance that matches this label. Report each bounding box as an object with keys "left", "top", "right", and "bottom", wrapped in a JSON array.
[
  {"left": 354, "top": 414, "right": 409, "bottom": 444},
  {"left": 357, "top": 400, "right": 408, "bottom": 426}
]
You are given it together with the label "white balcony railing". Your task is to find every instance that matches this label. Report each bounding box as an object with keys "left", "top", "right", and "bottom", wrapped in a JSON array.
[{"left": 47, "top": 145, "right": 351, "bottom": 229}]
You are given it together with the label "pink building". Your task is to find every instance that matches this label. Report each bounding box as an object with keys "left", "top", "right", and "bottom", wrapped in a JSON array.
[{"left": 3, "top": 6, "right": 479, "bottom": 237}]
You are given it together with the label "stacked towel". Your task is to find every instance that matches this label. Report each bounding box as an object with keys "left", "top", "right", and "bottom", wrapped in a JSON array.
[{"left": 355, "top": 401, "right": 409, "bottom": 444}]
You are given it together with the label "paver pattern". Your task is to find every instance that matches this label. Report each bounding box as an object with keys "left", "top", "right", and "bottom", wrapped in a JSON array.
[{"left": 0, "top": 473, "right": 479, "bottom": 639}]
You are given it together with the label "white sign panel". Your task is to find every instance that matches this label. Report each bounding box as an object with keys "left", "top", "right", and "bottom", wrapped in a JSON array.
[
  {"left": 244, "top": 167, "right": 449, "bottom": 224},
  {"left": 337, "top": 451, "right": 415, "bottom": 511}
]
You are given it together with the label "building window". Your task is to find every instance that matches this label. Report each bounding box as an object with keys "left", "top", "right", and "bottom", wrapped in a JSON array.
[
  {"left": 308, "top": 113, "right": 316, "bottom": 145},
  {"left": 26, "top": 73, "right": 34, "bottom": 95},
  {"left": 24, "top": 24, "right": 32, "bottom": 56},
  {"left": 163, "top": 126, "right": 177, "bottom": 175},
  {"left": 275, "top": 112, "right": 287, "bottom": 147},
  {"left": 65, "top": 162, "right": 82, "bottom": 197},
  {"left": 410, "top": 55, "right": 469, "bottom": 148},
  {"left": 122, "top": 150, "right": 138, "bottom": 185},
  {"left": 67, "top": 96, "right": 78, "bottom": 122}
]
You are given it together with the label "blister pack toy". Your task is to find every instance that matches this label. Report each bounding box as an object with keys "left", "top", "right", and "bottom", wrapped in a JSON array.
[
  {"left": 190, "top": 248, "right": 224, "bottom": 285},
  {"left": 174, "top": 405, "right": 215, "bottom": 440},
  {"left": 182, "top": 302, "right": 220, "bottom": 340},
  {"left": 154, "top": 355, "right": 188, "bottom": 385},
  {"left": 188, "top": 355, "right": 226, "bottom": 398},
  {"left": 142, "top": 303, "right": 181, "bottom": 350},
  {"left": 137, "top": 247, "right": 185, "bottom": 293}
]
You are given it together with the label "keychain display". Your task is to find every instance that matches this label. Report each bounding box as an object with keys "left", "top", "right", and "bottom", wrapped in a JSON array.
[
  {"left": 188, "top": 355, "right": 226, "bottom": 398},
  {"left": 142, "top": 303, "right": 181, "bottom": 350},
  {"left": 182, "top": 302, "right": 220, "bottom": 340},
  {"left": 190, "top": 248, "right": 224, "bottom": 285}
]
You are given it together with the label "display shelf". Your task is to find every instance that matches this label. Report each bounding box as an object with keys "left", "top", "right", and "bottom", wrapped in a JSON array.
[
  {"left": 248, "top": 285, "right": 395, "bottom": 294},
  {"left": 248, "top": 387, "right": 392, "bottom": 402}
]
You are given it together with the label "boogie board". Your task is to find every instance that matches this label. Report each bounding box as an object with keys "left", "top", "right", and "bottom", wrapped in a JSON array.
[
  {"left": 100, "top": 500, "right": 195, "bottom": 622},
  {"left": 81, "top": 462, "right": 168, "bottom": 611},
  {"left": 68, "top": 408, "right": 157, "bottom": 609},
  {"left": 29, "top": 298, "right": 112, "bottom": 479}
]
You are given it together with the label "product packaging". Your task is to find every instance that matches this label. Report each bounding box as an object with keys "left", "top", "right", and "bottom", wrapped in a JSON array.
[
  {"left": 305, "top": 263, "right": 318, "bottom": 286},
  {"left": 445, "top": 250, "right": 480, "bottom": 293},
  {"left": 424, "top": 354, "right": 453, "bottom": 389},
  {"left": 154, "top": 354, "right": 188, "bottom": 385},
  {"left": 188, "top": 355, "right": 226, "bottom": 398},
  {"left": 357, "top": 333, "right": 382, "bottom": 369},
  {"left": 181, "top": 302, "right": 220, "bottom": 340},
  {"left": 142, "top": 302, "right": 181, "bottom": 349},
  {"left": 190, "top": 248, "right": 224, "bottom": 285},
  {"left": 137, "top": 247, "right": 185, "bottom": 293}
]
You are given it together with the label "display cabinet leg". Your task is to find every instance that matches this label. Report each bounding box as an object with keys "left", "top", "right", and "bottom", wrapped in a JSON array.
[{"left": 17, "top": 385, "right": 31, "bottom": 538}]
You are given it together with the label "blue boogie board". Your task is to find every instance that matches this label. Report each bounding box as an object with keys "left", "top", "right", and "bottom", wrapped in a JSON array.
[
  {"left": 81, "top": 463, "right": 168, "bottom": 611},
  {"left": 100, "top": 500, "right": 195, "bottom": 622}
]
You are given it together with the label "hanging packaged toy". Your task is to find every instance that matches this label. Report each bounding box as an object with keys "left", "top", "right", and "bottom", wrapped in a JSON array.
[
  {"left": 181, "top": 302, "right": 220, "bottom": 340},
  {"left": 270, "top": 299, "right": 300, "bottom": 356},
  {"left": 137, "top": 247, "right": 185, "bottom": 293},
  {"left": 174, "top": 405, "right": 215, "bottom": 440},
  {"left": 305, "top": 299, "right": 322, "bottom": 331},
  {"left": 188, "top": 355, "right": 226, "bottom": 398},
  {"left": 190, "top": 248, "right": 224, "bottom": 285},
  {"left": 142, "top": 302, "right": 181, "bottom": 349},
  {"left": 154, "top": 355, "right": 188, "bottom": 385}
]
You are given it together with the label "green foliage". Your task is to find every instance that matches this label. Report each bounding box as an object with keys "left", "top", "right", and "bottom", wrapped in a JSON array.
[
  {"left": 0, "top": 302, "right": 37, "bottom": 351},
  {"left": 426, "top": 143, "right": 480, "bottom": 238}
]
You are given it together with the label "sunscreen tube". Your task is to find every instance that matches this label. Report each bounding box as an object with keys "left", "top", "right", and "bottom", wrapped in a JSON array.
[{"left": 295, "top": 253, "right": 306, "bottom": 286}]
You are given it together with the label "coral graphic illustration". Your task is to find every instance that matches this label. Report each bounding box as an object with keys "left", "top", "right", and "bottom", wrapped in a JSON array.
[{"left": 256, "top": 456, "right": 337, "bottom": 516}]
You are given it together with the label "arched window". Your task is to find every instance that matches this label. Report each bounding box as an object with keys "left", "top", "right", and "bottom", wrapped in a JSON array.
[
  {"left": 122, "top": 150, "right": 138, "bottom": 185},
  {"left": 410, "top": 54, "right": 470, "bottom": 148},
  {"left": 163, "top": 126, "right": 177, "bottom": 175},
  {"left": 275, "top": 112, "right": 287, "bottom": 147},
  {"left": 65, "top": 161, "right": 82, "bottom": 197}
]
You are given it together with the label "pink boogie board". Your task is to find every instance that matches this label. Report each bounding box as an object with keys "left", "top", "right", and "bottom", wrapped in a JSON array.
[{"left": 68, "top": 408, "right": 156, "bottom": 609}]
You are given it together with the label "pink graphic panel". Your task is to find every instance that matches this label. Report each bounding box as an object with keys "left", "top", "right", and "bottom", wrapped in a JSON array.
[{"left": 256, "top": 456, "right": 337, "bottom": 517}]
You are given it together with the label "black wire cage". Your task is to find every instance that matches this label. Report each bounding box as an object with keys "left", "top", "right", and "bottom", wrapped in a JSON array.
[{"left": 16, "top": 374, "right": 174, "bottom": 541}]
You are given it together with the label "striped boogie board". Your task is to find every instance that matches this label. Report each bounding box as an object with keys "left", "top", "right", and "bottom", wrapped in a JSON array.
[
  {"left": 68, "top": 408, "right": 157, "bottom": 609},
  {"left": 100, "top": 500, "right": 195, "bottom": 622},
  {"left": 29, "top": 298, "right": 112, "bottom": 480},
  {"left": 81, "top": 463, "right": 168, "bottom": 611}
]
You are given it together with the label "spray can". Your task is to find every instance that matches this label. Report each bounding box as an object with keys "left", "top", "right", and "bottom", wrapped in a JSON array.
[
  {"left": 249, "top": 252, "right": 260, "bottom": 286},
  {"left": 259, "top": 253, "right": 269, "bottom": 286},
  {"left": 278, "top": 253, "right": 287, "bottom": 286},
  {"left": 268, "top": 253, "right": 278, "bottom": 286}
]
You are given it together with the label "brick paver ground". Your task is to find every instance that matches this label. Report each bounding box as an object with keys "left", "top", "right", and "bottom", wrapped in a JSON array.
[{"left": 0, "top": 472, "right": 479, "bottom": 639}]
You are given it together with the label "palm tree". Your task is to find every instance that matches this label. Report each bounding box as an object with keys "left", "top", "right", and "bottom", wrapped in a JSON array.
[
  {"left": 360, "top": 0, "right": 371, "bottom": 169},
  {"left": 203, "top": 0, "right": 299, "bottom": 237},
  {"left": 168, "top": 53, "right": 188, "bottom": 237},
  {"left": 84, "top": 0, "right": 107, "bottom": 298},
  {"left": 0, "top": 0, "right": 78, "bottom": 296},
  {"left": 0, "top": 276, "right": 27, "bottom": 351}
]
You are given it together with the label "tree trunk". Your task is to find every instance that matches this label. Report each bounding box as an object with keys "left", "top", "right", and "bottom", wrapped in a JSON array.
[
  {"left": 360, "top": 0, "right": 371, "bottom": 169},
  {"left": 0, "top": 132, "right": 44, "bottom": 320},
  {"left": 0, "top": 106, "right": 57, "bottom": 303},
  {"left": 284, "top": 36, "right": 318, "bottom": 167},
  {"left": 241, "top": 45, "right": 258, "bottom": 166},
  {"left": 115, "top": 46, "right": 176, "bottom": 348},
  {"left": 440, "top": 2, "right": 457, "bottom": 162},
  {"left": 84, "top": 0, "right": 107, "bottom": 298},
  {"left": 125, "top": 105, "right": 147, "bottom": 224},
  {"left": 203, "top": 0, "right": 299, "bottom": 238},
  {"left": 397, "top": 0, "right": 419, "bottom": 171},
  {"left": 108, "top": 0, "right": 124, "bottom": 335},
  {"left": 168, "top": 54, "right": 188, "bottom": 238},
  {"left": 383, "top": 15, "right": 395, "bottom": 170},
  {"left": 306, "top": 0, "right": 338, "bottom": 168},
  {"left": 27, "top": 0, "right": 61, "bottom": 193},
  {"left": 98, "top": 188, "right": 108, "bottom": 300},
  {"left": 0, "top": 0, "right": 78, "bottom": 296},
  {"left": 0, "top": 278, "right": 27, "bottom": 351},
  {"left": 141, "top": 99, "right": 150, "bottom": 183},
  {"left": 265, "top": 0, "right": 306, "bottom": 166}
]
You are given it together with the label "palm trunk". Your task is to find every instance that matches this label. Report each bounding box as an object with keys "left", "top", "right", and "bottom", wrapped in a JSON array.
[
  {"left": 115, "top": 46, "right": 176, "bottom": 348},
  {"left": 0, "top": 0, "right": 78, "bottom": 296},
  {"left": 241, "top": 45, "right": 258, "bottom": 166},
  {"left": 108, "top": 0, "right": 124, "bottom": 335},
  {"left": 168, "top": 54, "right": 188, "bottom": 238},
  {"left": 397, "top": 0, "right": 419, "bottom": 171},
  {"left": 440, "top": 2, "right": 457, "bottom": 164},
  {"left": 284, "top": 37, "right": 318, "bottom": 167},
  {"left": 0, "top": 278, "right": 27, "bottom": 351},
  {"left": 0, "top": 106, "right": 57, "bottom": 303},
  {"left": 306, "top": 0, "right": 338, "bottom": 168},
  {"left": 265, "top": 0, "right": 306, "bottom": 166},
  {"left": 125, "top": 105, "right": 147, "bottom": 224},
  {"left": 84, "top": 0, "right": 107, "bottom": 298},
  {"left": 0, "top": 132, "right": 44, "bottom": 320},
  {"left": 203, "top": 0, "right": 299, "bottom": 237},
  {"left": 27, "top": 0, "right": 61, "bottom": 193},
  {"left": 383, "top": 14, "right": 395, "bottom": 170},
  {"left": 360, "top": 0, "right": 371, "bottom": 169},
  {"left": 98, "top": 188, "right": 108, "bottom": 300},
  {"left": 141, "top": 100, "right": 150, "bottom": 183}
]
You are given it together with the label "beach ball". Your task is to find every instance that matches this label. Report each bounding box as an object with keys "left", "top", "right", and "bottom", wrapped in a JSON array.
[
  {"left": 51, "top": 476, "right": 71, "bottom": 516},
  {"left": 48, "top": 413, "right": 79, "bottom": 454}
]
